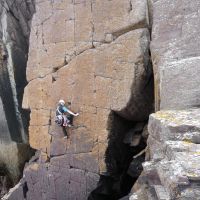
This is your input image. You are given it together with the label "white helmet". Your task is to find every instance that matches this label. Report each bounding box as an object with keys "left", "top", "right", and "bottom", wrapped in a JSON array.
[{"left": 59, "top": 99, "right": 65, "bottom": 106}]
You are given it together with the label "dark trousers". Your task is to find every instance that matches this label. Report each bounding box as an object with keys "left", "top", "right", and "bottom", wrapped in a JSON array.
[
  {"left": 67, "top": 115, "right": 73, "bottom": 125},
  {"left": 62, "top": 115, "right": 74, "bottom": 137}
]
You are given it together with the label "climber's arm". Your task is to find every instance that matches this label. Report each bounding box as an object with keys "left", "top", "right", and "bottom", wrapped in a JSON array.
[{"left": 63, "top": 107, "right": 79, "bottom": 116}]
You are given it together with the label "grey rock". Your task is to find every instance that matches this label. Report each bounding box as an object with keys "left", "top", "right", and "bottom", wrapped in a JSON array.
[
  {"left": 2, "top": 182, "right": 25, "bottom": 200},
  {"left": 159, "top": 59, "right": 200, "bottom": 110},
  {"left": 66, "top": 131, "right": 94, "bottom": 154},
  {"left": 148, "top": 109, "right": 200, "bottom": 142},
  {"left": 151, "top": 0, "right": 200, "bottom": 110},
  {"left": 50, "top": 137, "right": 67, "bottom": 156},
  {"left": 0, "top": 0, "right": 35, "bottom": 193},
  {"left": 143, "top": 109, "right": 200, "bottom": 199},
  {"left": 86, "top": 172, "right": 100, "bottom": 197},
  {"left": 5, "top": 156, "right": 100, "bottom": 200},
  {"left": 142, "top": 161, "right": 161, "bottom": 186},
  {"left": 154, "top": 185, "right": 170, "bottom": 200},
  {"left": 70, "top": 153, "right": 99, "bottom": 174},
  {"left": 179, "top": 188, "right": 200, "bottom": 200}
]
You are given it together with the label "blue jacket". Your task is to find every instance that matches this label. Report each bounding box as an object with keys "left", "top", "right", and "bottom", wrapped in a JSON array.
[{"left": 56, "top": 105, "right": 69, "bottom": 116}]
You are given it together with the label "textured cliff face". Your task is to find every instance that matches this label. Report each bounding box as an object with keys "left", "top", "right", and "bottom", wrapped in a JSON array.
[
  {"left": 4, "top": 0, "right": 200, "bottom": 200},
  {"left": 0, "top": 0, "right": 35, "bottom": 143},
  {"left": 143, "top": 109, "right": 200, "bottom": 199},
  {"left": 128, "top": 0, "right": 200, "bottom": 199},
  {"left": 0, "top": 0, "right": 35, "bottom": 196},
  {"left": 3, "top": 0, "right": 154, "bottom": 199},
  {"left": 151, "top": 0, "right": 200, "bottom": 111}
]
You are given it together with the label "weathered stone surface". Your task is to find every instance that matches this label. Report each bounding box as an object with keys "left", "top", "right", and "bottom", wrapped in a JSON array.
[
  {"left": 151, "top": 0, "right": 200, "bottom": 110},
  {"left": 23, "top": 26, "right": 152, "bottom": 177},
  {"left": 148, "top": 109, "right": 200, "bottom": 144},
  {"left": 23, "top": 28, "right": 152, "bottom": 158},
  {"left": 0, "top": 0, "right": 35, "bottom": 196},
  {"left": 125, "top": 187, "right": 149, "bottom": 200},
  {"left": 15, "top": 0, "right": 153, "bottom": 199},
  {"left": 142, "top": 109, "right": 200, "bottom": 199},
  {"left": 159, "top": 58, "right": 200, "bottom": 110},
  {"left": 154, "top": 185, "right": 170, "bottom": 200},
  {"left": 6, "top": 0, "right": 200, "bottom": 199},
  {"left": 8, "top": 156, "right": 100, "bottom": 200},
  {"left": 0, "top": 0, "right": 35, "bottom": 143},
  {"left": 136, "top": 2, "right": 200, "bottom": 198},
  {"left": 27, "top": 0, "right": 149, "bottom": 81},
  {"left": 2, "top": 181, "right": 26, "bottom": 200}
]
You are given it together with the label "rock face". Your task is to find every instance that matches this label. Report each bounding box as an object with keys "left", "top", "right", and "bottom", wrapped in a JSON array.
[
  {"left": 24, "top": 28, "right": 153, "bottom": 154},
  {"left": 127, "top": 1, "right": 200, "bottom": 200},
  {"left": 3, "top": 0, "right": 154, "bottom": 199},
  {"left": 151, "top": 0, "right": 200, "bottom": 111},
  {"left": 141, "top": 109, "right": 200, "bottom": 199},
  {"left": 5, "top": 0, "right": 200, "bottom": 200},
  {"left": 0, "top": 0, "right": 35, "bottom": 143},
  {"left": 0, "top": 0, "right": 35, "bottom": 196}
]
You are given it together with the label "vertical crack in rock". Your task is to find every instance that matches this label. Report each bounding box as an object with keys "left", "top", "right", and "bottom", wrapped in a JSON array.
[
  {"left": 0, "top": 0, "right": 35, "bottom": 142},
  {"left": 0, "top": 0, "right": 35, "bottom": 197},
  {"left": 0, "top": 44, "right": 26, "bottom": 143},
  {"left": 88, "top": 2, "right": 154, "bottom": 194},
  {"left": 88, "top": 112, "right": 150, "bottom": 200},
  {"left": 88, "top": 56, "right": 154, "bottom": 199}
]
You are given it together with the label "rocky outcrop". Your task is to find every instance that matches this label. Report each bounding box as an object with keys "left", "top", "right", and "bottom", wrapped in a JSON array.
[
  {"left": 3, "top": 0, "right": 154, "bottom": 199},
  {"left": 23, "top": 28, "right": 153, "bottom": 154},
  {"left": 127, "top": 0, "right": 200, "bottom": 199},
  {"left": 151, "top": 0, "right": 200, "bottom": 111},
  {"left": 0, "top": 0, "right": 35, "bottom": 197},
  {"left": 0, "top": 0, "right": 35, "bottom": 143},
  {"left": 6, "top": 0, "right": 200, "bottom": 199},
  {"left": 134, "top": 109, "right": 200, "bottom": 199}
]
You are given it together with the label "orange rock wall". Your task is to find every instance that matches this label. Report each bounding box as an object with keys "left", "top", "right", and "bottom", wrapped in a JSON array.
[{"left": 21, "top": 0, "right": 153, "bottom": 199}]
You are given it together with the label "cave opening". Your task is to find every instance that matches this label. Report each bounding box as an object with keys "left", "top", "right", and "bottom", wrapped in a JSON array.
[
  {"left": 88, "top": 42, "right": 154, "bottom": 199},
  {"left": 88, "top": 111, "right": 148, "bottom": 200}
]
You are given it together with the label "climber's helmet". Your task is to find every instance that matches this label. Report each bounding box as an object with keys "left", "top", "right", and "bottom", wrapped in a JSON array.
[{"left": 59, "top": 99, "right": 65, "bottom": 106}]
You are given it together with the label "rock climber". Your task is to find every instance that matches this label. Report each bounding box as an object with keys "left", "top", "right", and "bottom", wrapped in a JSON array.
[{"left": 55, "top": 99, "right": 79, "bottom": 127}]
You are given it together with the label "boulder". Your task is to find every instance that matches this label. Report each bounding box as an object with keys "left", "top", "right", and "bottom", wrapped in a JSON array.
[{"left": 143, "top": 109, "right": 200, "bottom": 199}]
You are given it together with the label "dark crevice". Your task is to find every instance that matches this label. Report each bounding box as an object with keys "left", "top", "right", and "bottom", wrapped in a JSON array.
[
  {"left": 0, "top": 0, "right": 36, "bottom": 143},
  {"left": 88, "top": 112, "right": 148, "bottom": 200},
  {"left": 0, "top": 165, "right": 13, "bottom": 197},
  {"left": 52, "top": 75, "right": 56, "bottom": 83},
  {"left": 147, "top": 0, "right": 153, "bottom": 40},
  {"left": 16, "top": 143, "right": 36, "bottom": 176},
  {"left": 128, "top": 0, "right": 133, "bottom": 13},
  {"left": 0, "top": 46, "right": 23, "bottom": 143},
  {"left": 8, "top": 9, "right": 20, "bottom": 22},
  {"left": 22, "top": 181, "right": 28, "bottom": 198},
  {"left": 88, "top": 61, "right": 154, "bottom": 199},
  {"left": 89, "top": 24, "right": 154, "bottom": 199},
  {"left": 144, "top": 50, "right": 154, "bottom": 90},
  {"left": 0, "top": 0, "right": 36, "bottom": 197},
  {"left": 105, "top": 113, "right": 146, "bottom": 179}
]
